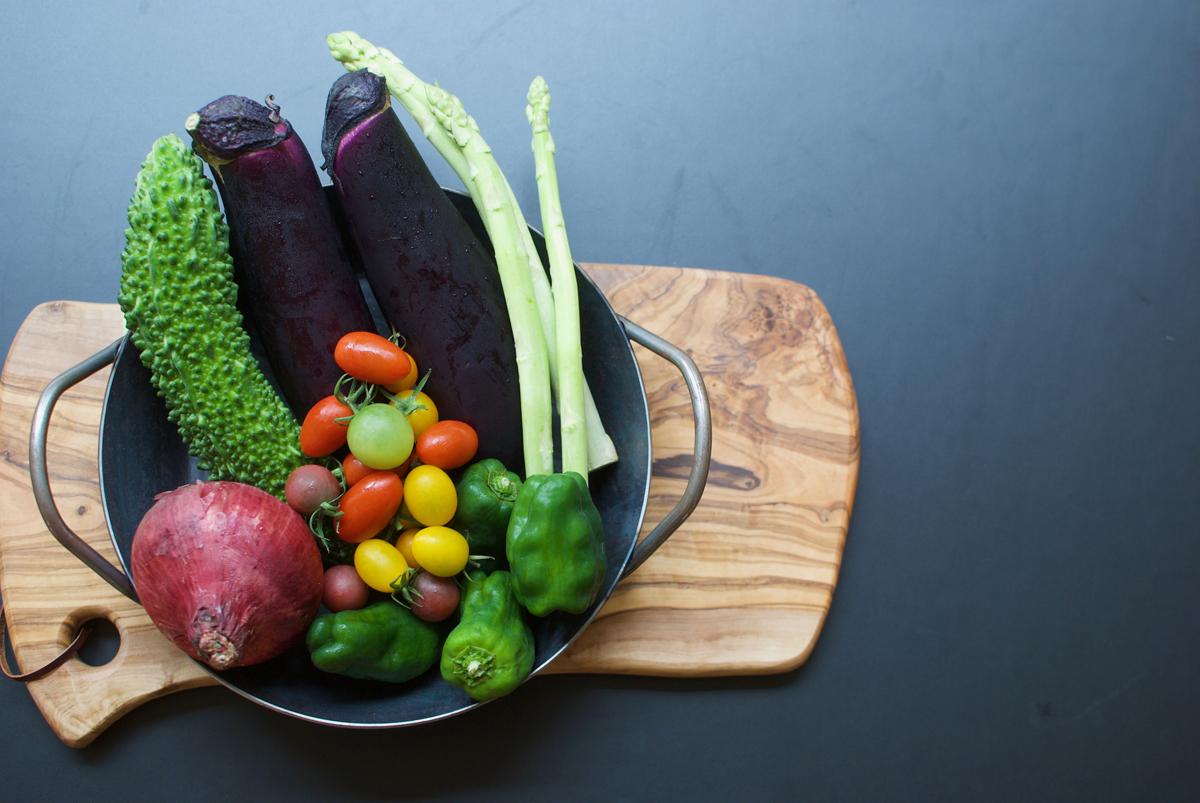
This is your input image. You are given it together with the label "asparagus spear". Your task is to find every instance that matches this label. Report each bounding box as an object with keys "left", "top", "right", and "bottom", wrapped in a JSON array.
[
  {"left": 424, "top": 83, "right": 555, "bottom": 477},
  {"left": 526, "top": 77, "right": 586, "bottom": 480},
  {"left": 326, "top": 31, "right": 617, "bottom": 471}
]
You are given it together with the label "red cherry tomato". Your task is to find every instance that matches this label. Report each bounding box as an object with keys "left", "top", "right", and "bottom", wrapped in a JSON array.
[
  {"left": 334, "top": 332, "right": 412, "bottom": 386},
  {"left": 336, "top": 471, "right": 404, "bottom": 543},
  {"left": 300, "top": 396, "right": 352, "bottom": 457},
  {"left": 342, "top": 454, "right": 374, "bottom": 488},
  {"left": 415, "top": 420, "right": 479, "bottom": 470},
  {"left": 343, "top": 453, "right": 411, "bottom": 488}
]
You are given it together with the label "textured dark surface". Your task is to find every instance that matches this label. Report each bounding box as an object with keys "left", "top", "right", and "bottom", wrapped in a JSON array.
[{"left": 2, "top": 1, "right": 1198, "bottom": 800}]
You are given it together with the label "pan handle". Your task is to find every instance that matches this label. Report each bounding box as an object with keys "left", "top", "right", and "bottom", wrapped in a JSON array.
[
  {"left": 618, "top": 316, "right": 712, "bottom": 579},
  {"left": 29, "top": 337, "right": 140, "bottom": 603}
]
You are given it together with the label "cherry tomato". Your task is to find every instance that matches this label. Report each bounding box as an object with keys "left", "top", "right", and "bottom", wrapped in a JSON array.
[
  {"left": 394, "top": 528, "right": 421, "bottom": 570},
  {"left": 299, "top": 396, "right": 352, "bottom": 457},
  {"left": 285, "top": 464, "right": 341, "bottom": 516},
  {"left": 346, "top": 403, "right": 414, "bottom": 470},
  {"left": 354, "top": 539, "right": 410, "bottom": 592},
  {"left": 408, "top": 571, "right": 460, "bottom": 621},
  {"left": 342, "top": 453, "right": 411, "bottom": 488},
  {"left": 336, "top": 471, "right": 404, "bottom": 543},
  {"left": 341, "top": 454, "right": 375, "bottom": 488},
  {"left": 382, "top": 350, "right": 419, "bottom": 393},
  {"left": 411, "top": 526, "right": 470, "bottom": 577},
  {"left": 323, "top": 564, "right": 370, "bottom": 612},
  {"left": 392, "top": 390, "right": 438, "bottom": 438},
  {"left": 334, "top": 332, "right": 412, "bottom": 385},
  {"left": 415, "top": 420, "right": 479, "bottom": 470},
  {"left": 403, "top": 465, "right": 457, "bottom": 526}
]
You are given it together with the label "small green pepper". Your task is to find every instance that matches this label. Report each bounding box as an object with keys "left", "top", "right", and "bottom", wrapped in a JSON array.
[
  {"left": 306, "top": 599, "right": 440, "bottom": 683},
  {"left": 506, "top": 471, "right": 605, "bottom": 617},
  {"left": 441, "top": 570, "right": 534, "bottom": 701},
  {"left": 452, "top": 459, "right": 522, "bottom": 567}
]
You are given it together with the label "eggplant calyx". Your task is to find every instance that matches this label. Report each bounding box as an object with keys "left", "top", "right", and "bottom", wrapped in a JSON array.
[
  {"left": 185, "top": 94, "right": 293, "bottom": 166},
  {"left": 320, "top": 69, "right": 391, "bottom": 172}
]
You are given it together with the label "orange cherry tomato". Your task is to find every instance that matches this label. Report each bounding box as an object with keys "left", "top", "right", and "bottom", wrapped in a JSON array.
[
  {"left": 334, "top": 332, "right": 412, "bottom": 385},
  {"left": 394, "top": 528, "right": 421, "bottom": 570},
  {"left": 415, "top": 420, "right": 479, "bottom": 470},
  {"left": 299, "top": 396, "right": 352, "bottom": 457},
  {"left": 336, "top": 471, "right": 404, "bottom": 543},
  {"left": 382, "top": 350, "right": 419, "bottom": 393}
]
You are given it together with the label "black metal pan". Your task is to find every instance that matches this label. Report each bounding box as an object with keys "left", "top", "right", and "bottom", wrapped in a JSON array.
[{"left": 29, "top": 190, "right": 711, "bottom": 728}]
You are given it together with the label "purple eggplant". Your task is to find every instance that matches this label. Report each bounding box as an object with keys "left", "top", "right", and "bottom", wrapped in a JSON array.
[
  {"left": 322, "top": 70, "right": 523, "bottom": 473},
  {"left": 186, "top": 94, "right": 376, "bottom": 415}
]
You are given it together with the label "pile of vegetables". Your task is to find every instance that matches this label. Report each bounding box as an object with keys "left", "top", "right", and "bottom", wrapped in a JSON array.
[{"left": 116, "top": 31, "right": 615, "bottom": 701}]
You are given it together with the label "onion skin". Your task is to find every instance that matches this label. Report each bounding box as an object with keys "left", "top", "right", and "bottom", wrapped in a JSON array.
[{"left": 131, "top": 481, "right": 324, "bottom": 670}]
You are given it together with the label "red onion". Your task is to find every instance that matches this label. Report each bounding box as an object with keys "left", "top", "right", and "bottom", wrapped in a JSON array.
[{"left": 131, "top": 480, "right": 324, "bottom": 670}]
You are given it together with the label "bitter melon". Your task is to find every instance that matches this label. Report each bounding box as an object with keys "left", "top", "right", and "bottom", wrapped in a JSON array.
[{"left": 118, "top": 133, "right": 303, "bottom": 498}]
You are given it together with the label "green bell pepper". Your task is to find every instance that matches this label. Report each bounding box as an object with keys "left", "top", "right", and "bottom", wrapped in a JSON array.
[
  {"left": 506, "top": 471, "right": 606, "bottom": 617},
  {"left": 306, "top": 599, "right": 441, "bottom": 683},
  {"left": 441, "top": 570, "right": 535, "bottom": 701},
  {"left": 452, "top": 459, "right": 522, "bottom": 566}
]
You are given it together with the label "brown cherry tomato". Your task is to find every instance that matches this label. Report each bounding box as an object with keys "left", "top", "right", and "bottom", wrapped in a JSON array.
[
  {"left": 408, "top": 571, "right": 460, "bottom": 622},
  {"left": 414, "top": 420, "right": 479, "bottom": 470},
  {"left": 322, "top": 564, "right": 370, "bottom": 612},
  {"left": 335, "top": 332, "right": 412, "bottom": 386},
  {"left": 343, "top": 453, "right": 412, "bottom": 488},
  {"left": 285, "top": 464, "right": 341, "bottom": 516},
  {"left": 300, "top": 396, "right": 352, "bottom": 457},
  {"left": 336, "top": 471, "right": 404, "bottom": 543}
]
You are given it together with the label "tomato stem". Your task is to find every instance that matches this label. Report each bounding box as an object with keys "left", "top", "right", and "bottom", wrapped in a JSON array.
[
  {"left": 389, "top": 567, "right": 421, "bottom": 607},
  {"left": 333, "top": 373, "right": 376, "bottom": 413},
  {"left": 378, "top": 369, "right": 432, "bottom": 413}
]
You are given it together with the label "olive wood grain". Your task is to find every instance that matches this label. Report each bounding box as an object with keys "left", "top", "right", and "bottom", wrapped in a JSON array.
[{"left": 0, "top": 265, "right": 858, "bottom": 747}]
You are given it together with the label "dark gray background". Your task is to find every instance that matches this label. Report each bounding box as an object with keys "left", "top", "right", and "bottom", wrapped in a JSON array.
[{"left": 2, "top": 1, "right": 1198, "bottom": 800}]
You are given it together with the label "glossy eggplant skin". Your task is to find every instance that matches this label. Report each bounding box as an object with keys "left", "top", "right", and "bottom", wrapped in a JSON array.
[
  {"left": 188, "top": 95, "right": 376, "bottom": 415},
  {"left": 323, "top": 72, "right": 523, "bottom": 473}
]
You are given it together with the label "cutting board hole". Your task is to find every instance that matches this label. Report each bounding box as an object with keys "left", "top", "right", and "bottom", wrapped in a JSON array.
[{"left": 74, "top": 617, "right": 121, "bottom": 667}]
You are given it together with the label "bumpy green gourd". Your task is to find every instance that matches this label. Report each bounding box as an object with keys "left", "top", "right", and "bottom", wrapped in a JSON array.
[{"left": 117, "top": 133, "right": 302, "bottom": 498}]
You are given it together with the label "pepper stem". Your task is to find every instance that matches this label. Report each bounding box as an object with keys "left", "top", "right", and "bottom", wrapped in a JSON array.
[{"left": 449, "top": 645, "right": 497, "bottom": 686}]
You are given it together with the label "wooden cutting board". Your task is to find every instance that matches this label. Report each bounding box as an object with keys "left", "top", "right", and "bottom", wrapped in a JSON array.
[{"left": 0, "top": 264, "right": 859, "bottom": 747}]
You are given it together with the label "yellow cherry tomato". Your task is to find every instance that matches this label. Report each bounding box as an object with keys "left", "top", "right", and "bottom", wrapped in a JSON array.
[
  {"left": 393, "top": 390, "right": 439, "bottom": 438},
  {"left": 403, "top": 464, "right": 457, "bottom": 526},
  {"left": 394, "top": 528, "right": 421, "bottom": 570},
  {"left": 411, "top": 526, "right": 470, "bottom": 577},
  {"left": 354, "top": 538, "right": 410, "bottom": 592},
  {"left": 382, "top": 351, "right": 419, "bottom": 393}
]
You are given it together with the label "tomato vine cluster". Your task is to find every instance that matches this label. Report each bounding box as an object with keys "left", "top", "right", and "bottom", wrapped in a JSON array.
[{"left": 283, "top": 331, "right": 484, "bottom": 623}]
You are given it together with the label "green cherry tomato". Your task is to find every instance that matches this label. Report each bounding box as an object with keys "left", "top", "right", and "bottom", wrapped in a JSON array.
[{"left": 346, "top": 403, "right": 414, "bottom": 470}]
